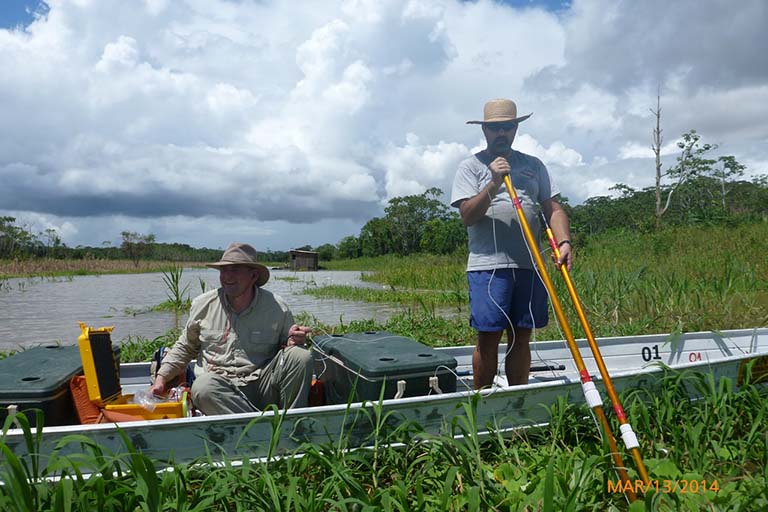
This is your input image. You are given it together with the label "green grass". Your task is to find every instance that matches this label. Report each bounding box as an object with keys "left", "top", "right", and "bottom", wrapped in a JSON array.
[
  {"left": 324, "top": 253, "right": 468, "bottom": 291},
  {"left": 316, "top": 223, "right": 768, "bottom": 340},
  {"left": 304, "top": 284, "right": 467, "bottom": 307},
  {"left": 119, "top": 330, "right": 181, "bottom": 363},
  {"left": 2, "top": 370, "right": 767, "bottom": 510}
]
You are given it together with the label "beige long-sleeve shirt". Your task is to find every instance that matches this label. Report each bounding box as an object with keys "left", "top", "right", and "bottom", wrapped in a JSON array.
[{"left": 157, "top": 287, "right": 294, "bottom": 386}]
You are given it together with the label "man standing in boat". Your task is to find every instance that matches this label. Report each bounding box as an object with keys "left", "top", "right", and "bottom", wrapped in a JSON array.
[
  {"left": 450, "top": 98, "right": 572, "bottom": 388},
  {"left": 149, "top": 242, "right": 314, "bottom": 414}
]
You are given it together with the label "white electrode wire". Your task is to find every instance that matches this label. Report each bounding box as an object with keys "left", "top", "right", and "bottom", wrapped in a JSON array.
[
  {"left": 309, "top": 341, "right": 376, "bottom": 383},
  {"left": 308, "top": 322, "right": 482, "bottom": 392},
  {"left": 504, "top": 181, "right": 578, "bottom": 381},
  {"left": 485, "top": 187, "right": 517, "bottom": 388},
  {"left": 429, "top": 364, "right": 475, "bottom": 393},
  {"left": 487, "top": 177, "right": 564, "bottom": 383},
  {"left": 309, "top": 329, "right": 467, "bottom": 386},
  {"left": 310, "top": 336, "right": 474, "bottom": 393},
  {"left": 307, "top": 327, "right": 408, "bottom": 383}
]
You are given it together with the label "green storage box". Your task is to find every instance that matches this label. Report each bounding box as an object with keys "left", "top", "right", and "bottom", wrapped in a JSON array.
[
  {"left": 314, "top": 331, "right": 457, "bottom": 404},
  {"left": 0, "top": 345, "right": 84, "bottom": 426}
]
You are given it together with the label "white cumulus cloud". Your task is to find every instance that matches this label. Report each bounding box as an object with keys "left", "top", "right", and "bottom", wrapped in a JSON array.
[{"left": 0, "top": 0, "right": 765, "bottom": 250}]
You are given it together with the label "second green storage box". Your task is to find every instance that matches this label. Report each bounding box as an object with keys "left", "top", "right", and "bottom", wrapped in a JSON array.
[
  {"left": 0, "top": 345, "right": 83, "bottom": 426},
  {"left": 314, "top": 331, "right": 457, "bottom": 404}
]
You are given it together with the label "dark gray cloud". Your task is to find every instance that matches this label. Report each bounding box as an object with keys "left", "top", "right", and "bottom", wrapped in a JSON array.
[
  {"left": 0, "top": 158, "right": 382, "bottom": 222},
  {"left": 548, "top": 0, "right": 768, "bottom": 93}
]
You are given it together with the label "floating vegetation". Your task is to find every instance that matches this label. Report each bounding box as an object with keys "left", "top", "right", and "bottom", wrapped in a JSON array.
[
  {"left": 275, "top": 276, "right": 301, "bottom": 282},
  {"left": 303, "top": 284, "right": 468, "bottom": 309}
]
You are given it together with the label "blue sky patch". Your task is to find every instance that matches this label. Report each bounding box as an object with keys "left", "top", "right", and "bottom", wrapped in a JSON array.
[{"left": 0, "top": 0, "right": 48, "bottom": 30}]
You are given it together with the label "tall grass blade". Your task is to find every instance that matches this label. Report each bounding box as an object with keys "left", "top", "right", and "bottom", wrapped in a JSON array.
[{"left": 542, "top": 455, "right": 555, "bottom": 512}]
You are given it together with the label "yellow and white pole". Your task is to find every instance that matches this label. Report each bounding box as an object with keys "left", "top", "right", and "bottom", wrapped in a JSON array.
[
  {"left": 502, "top": 175, "right": 644, "bottom": 499},
  {"left": 540, "top": 212, "right": 650, "bottom": 485}
]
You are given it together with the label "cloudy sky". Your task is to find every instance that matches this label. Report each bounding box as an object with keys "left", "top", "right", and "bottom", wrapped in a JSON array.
[{"left": 1, "top": 0, "right": 766, "bottom": 251}]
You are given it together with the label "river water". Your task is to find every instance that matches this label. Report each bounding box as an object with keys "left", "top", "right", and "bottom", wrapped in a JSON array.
[{"left": 0, "top": 269, "right": 401, "bottom": 351}]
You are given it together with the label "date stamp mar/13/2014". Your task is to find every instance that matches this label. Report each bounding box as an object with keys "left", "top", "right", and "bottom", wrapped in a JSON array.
[{"left": 607, "top": 479, "right": 719, "bottom": 495}]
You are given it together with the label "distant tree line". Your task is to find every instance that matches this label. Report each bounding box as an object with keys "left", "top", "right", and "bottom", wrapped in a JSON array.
[
  {"left": 333, "top": 187, "right": 467, "bottom": 259},
  {"left": 0, "top": 188, "right": 468, "bottom": 264},
  {"left": 0, "top": 223, "right": 223, "bottom": 264},
  {"left": 566, "top": 175, "right": 767, "bottom": 239},
  {"left": 327, "top": 180, "right": 767, "bottom": 262},
  {"left": 2, "top": 129, "right": 765, "bottom": 264}
]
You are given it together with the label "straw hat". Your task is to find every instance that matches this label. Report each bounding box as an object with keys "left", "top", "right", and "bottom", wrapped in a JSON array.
[
  {"left": 206, "top": 242, "right": 270, "bottom": 286},
  {"left": 466, "top": 98, "right": 532, "bottom": 124}
]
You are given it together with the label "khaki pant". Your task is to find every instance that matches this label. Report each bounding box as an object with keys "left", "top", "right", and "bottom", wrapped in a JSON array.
[{"left": 190, "top": 345, "right": 313, "bottom": 415}]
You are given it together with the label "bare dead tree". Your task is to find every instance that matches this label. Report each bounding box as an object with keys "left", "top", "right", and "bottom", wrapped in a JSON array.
[
  {"left": 651, "top": 91, "right": 716, "bottom": 229},
  {"left": 651, "top": 92, "right": 664, "bottom": 230}
]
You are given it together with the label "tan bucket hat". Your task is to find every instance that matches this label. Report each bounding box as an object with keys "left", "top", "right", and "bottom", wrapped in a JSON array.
[
  {"left": 466, "top": 98, "right": 532, "bottom": 124},
  {"left": 206, "top": 242, "right": 270, "bottom": 286}
]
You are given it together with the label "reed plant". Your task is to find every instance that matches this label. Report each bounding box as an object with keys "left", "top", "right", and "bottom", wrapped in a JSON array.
[
  {"left": 324, "top": 252, "right": 467, "bottom": 291},
  {"left": 153, "top": 265, "right": 191, "bottom": 312}
]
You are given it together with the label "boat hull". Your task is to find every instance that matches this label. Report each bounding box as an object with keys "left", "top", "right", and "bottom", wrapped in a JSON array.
[{"left": 2, "top": 328, "right": 767, "bottom": 470}]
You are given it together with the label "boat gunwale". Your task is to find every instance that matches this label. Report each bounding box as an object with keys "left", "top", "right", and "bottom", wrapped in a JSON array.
[{"left": 4, "top": 336, "right": 766, "bottom": 436}]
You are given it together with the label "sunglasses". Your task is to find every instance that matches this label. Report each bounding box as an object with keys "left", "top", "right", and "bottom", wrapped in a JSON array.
[{"left": 484, "top": 122, "right": 518, "bottom": 132}]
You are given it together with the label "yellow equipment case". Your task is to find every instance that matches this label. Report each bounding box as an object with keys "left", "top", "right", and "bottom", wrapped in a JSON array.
[{"left": 78, "top": 323, "right": 187, "bottom": 420}]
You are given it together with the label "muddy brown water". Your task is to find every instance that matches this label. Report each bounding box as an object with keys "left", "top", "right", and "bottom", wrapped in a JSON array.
[{"left": 0, "top": 269, "right": 400, "bottom": 351}]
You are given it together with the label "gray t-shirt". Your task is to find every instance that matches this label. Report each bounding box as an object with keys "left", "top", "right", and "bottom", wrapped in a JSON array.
[{"left": 450, "top": 150, "right": 559, "bottom": 271}]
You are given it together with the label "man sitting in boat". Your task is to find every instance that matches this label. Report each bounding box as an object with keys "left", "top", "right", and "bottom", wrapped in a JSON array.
[{"left": 149, "top": 242, "right": 314, "bottom": 415}]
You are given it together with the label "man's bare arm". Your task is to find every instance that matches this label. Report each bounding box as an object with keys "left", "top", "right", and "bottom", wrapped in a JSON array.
[{"left": 541, "top": 196, "right": 572, "bottom": 270}]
